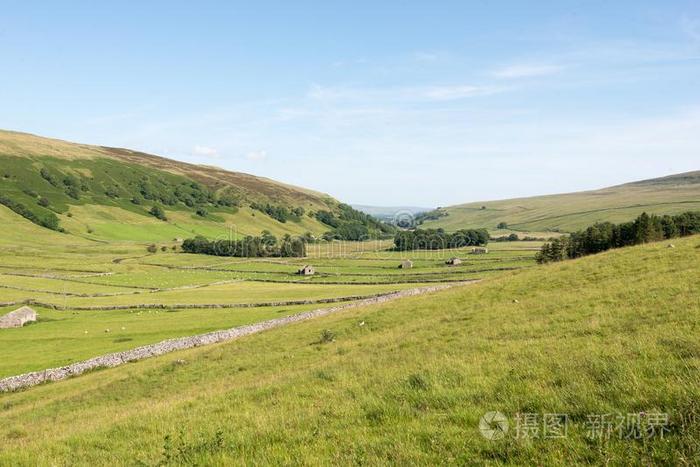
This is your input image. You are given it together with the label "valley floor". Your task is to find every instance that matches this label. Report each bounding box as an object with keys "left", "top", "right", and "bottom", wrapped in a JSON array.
[{"left": 0, "top": 236, "right": 698, "bottom": 465}]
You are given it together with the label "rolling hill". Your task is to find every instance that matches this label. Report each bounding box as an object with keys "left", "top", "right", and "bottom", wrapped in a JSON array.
[
  {"left": 0, "top": 234, "right": 697, "bottom": 464},
  {"left": 0, "top": 130, "right": 379, "bottom": 242},
  {"left": 421, "top": 171, "right": 700, "bottom": 233}
]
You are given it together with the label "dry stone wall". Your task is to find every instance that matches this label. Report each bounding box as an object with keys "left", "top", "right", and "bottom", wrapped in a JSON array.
[{"left": 0, "top": 284, "right": 466, "bottom": 392}]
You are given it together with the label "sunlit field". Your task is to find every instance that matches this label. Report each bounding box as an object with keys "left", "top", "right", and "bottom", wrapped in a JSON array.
[{"left": 0, "top": 221, "right": 540, "bottom": 380}]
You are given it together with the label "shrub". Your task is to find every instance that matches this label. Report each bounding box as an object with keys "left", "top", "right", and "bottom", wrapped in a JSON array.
[
  {"left": 37, "top": 197, "right": 50, "bottom": 207},
  {"left": 65, "top": 186, "right": 80, "bottom": 200},
  {"left": 147, "top": 244, "right": 158, "bottom": 253},
  {"left": 150, "top": 206, "right": 167, "bottom": 221},
  {"left": 318, "top": 329, "right": 336, "bottom": 344}
]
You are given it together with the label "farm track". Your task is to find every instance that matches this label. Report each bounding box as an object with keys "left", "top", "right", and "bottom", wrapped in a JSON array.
[{"left": 0, "top": 282, "right": 471, "bottom": 392}]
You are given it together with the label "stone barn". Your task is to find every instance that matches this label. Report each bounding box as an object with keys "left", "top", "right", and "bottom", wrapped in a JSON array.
[
  {"left": 446, "top": 257, "right": 462, "bottom": 265},
  {"left": 298, "top": 265, "right": 315, "bottom": 276},
  {"left": 0, "top": 306, "right": 38, "bottom": 329},
  {"left": 398, "top": 260, "right": 413, "bottom": 269},
  {"left": 471, "top": 247, "right": 489, "bottom": 254}
]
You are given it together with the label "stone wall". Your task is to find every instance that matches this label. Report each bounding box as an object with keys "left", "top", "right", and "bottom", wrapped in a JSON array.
[{"left": 0, "top": 283, "right": 465, "bottom": 392}]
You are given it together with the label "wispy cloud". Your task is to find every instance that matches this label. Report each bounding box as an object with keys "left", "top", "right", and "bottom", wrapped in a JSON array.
[
  {"left": 245, "top": 150, "right": 267, "bottom": 161},
  {"left": 421, "top": 85, "right": 503, "bottom": 100},
  {"left": 681, "top": 16, "right": 700, "bottom": 43},
  {"left": 307, "top": 83, "right": 507, "bottom": 103},
  {"left": 492, "top": 64, "right": 565, "bottom": 79},
  {"left": 192, "top": 145, "right": 219, "bottom": 157},
  {"left": 413, "top": 51, "right": 448, "bottom": 62}
]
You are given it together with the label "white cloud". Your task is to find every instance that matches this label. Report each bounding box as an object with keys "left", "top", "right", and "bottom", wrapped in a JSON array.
[
  {"left": 492, "top": 64, "right": 564, "bottom": 79},
  {"left": 421, "top": 85, "right": 503, "bottom": 100},
  {"left": 245, "top": 150, "right": 267, "bottom": 161},
  {"left": 682, "top": 16, "right": 700, "bottom": 43},
  {"left": 192, "top": 145, "right": 219, "bottom": 157},
  {"left": 413, "top": 51, "right": 447, "bottom": 62},
  {"left": 307, "top": 83, "right": 507, "bottom": 103}
]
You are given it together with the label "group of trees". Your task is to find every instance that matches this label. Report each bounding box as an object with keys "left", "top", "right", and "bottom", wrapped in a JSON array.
[
  {"left": 393, "top": 228, "right": 489, "bottom": 251},
  {"left": 250, "top": 202, "right": 304, "bottom": 223},
  {"left": 136, "top": 178, "right": 216, "bottom": 208},
  {"left": 536, "top": 211, "right": 700, "bottom": 263},
  {"left": 182, "top": 231, "right": 306, "bottom": 257},
  {"left": 0, "top": 195, "right": 61, "bottom": 231},
  {"left": 315, "top": 204, "right": 396, "bottom": 241}
]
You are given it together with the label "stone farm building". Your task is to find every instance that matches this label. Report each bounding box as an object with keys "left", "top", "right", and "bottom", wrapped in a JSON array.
[
  {"left": 298, "top": 265, "right": 315, "bottom": 276},
  {"left": 471, "top": 247, "right": 489, "bottom": 254},
  {"left": 399, "top": 260, "right": 413, "bottom": 269},
  {"left": 0, "top": 306, "right": 37, "bottom": 329},
  {"left": 446, "top": 257, "right": 462, "bottom": 265}
]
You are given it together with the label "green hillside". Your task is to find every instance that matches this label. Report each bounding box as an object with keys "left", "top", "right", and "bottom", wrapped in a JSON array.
[
  {"left": 422, "top": 171, "right": 700, "bottom": 233},
  {"left": 0, "top": 130, "right": 355, "bottom": 241},
  {"left": 0, "top": 235, "right": 697, "bottom": 464}
]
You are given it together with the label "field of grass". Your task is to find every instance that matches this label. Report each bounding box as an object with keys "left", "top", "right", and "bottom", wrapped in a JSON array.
[
  {"left": 0, "top": 235, "right": 697, "bottom": 464},
  {"left": 0, "top": 205, "right": 538, "bottom": 382},
  {"left": 423, "top": 171, "right": 700, "bottom": 232}
]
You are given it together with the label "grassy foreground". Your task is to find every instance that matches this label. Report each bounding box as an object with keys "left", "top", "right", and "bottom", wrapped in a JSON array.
[{"left": 0, "top": 236, "right": 699, "bottom": 465}]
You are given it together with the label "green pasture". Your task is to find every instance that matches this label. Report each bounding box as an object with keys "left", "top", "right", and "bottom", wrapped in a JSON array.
[{"left": 0, "top": 236, "right": 697, "bottom": 465}]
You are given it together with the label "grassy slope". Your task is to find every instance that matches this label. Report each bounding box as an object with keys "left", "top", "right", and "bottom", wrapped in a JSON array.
[
  {"left": 1, "top": 236, "right": 698, "bottom": 465},
  {"left": 424, "top": 171, "right": 700, "bottom": 232},
  {"left": 0, "top": 129, "right": 335, "bottom": 240}
]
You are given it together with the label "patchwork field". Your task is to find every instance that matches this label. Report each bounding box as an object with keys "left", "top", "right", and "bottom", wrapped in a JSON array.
[
  {"left": 0, "top": 235, "right": 697, "bottom": 465},
  {"left": 0, "top": 210, "right": 540, "bottom": 380}
]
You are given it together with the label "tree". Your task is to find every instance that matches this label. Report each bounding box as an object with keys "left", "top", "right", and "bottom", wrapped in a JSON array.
[
  {"left": 260, "top": 230, "right": 278, "bottom": 247},
  {"left": 497, "top": 222, "right": 508, "bottom": 229},
  {"left": 149, "top": 206, "right": 167, "bottom": 221}
]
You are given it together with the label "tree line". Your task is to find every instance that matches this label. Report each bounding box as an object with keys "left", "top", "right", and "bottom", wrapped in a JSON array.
[
  {"left": 393, "top": 228, "right": 489, "bottom": 251},
  {"left": 182, "top": 231, "right": 306, "bottom": 257},
  {"left": 536, "top": 211, "right": 700, "bottom": 263}
]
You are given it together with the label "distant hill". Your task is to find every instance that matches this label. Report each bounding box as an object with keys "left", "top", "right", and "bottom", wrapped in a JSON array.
[
  {"left": 420, "top": 171, "right": 700, "bottom": 233},
  {"left": 351, "top": 205, "right": 432, "bottom": 221},
  {"left": 0, "top": 130, "right": 381, "bottom": 242}
]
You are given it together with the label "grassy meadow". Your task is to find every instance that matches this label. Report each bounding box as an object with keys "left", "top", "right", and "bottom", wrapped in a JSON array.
[
  {"left": 0, "top": 205, "right": 538, "bottom": 380},
  {"left": 0, "top": 236, "right": 697, "bottom": 465}
]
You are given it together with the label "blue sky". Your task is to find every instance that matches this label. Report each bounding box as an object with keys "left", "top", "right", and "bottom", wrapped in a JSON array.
[{"left": 1, "top": 1, "right": 699, "bottom": 206}]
